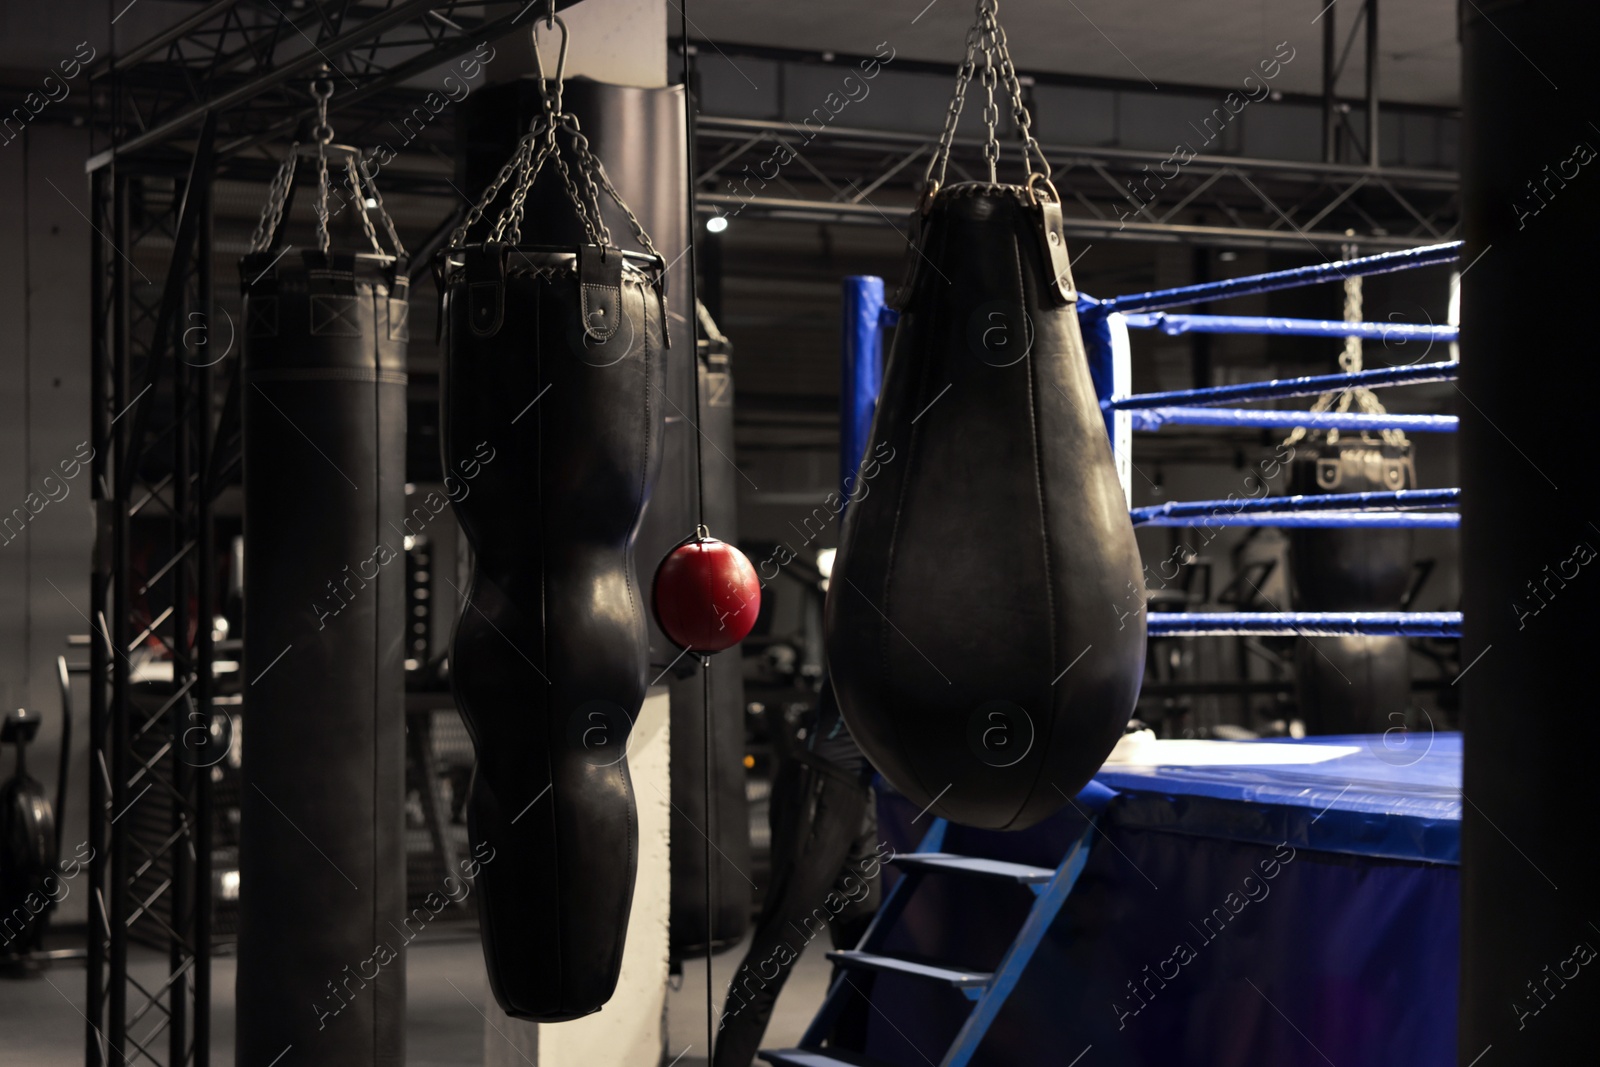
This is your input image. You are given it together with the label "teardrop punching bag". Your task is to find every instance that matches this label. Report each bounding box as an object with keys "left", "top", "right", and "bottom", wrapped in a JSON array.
[
  {"left": 237, "top": 81, "right": 408, "bottom": 1067},
  {"left": 826, "top": 1, "right": 1145, "bottom": 831},
  {"left": 437, "top": 19, "right": 668, "bottom": 1021}
]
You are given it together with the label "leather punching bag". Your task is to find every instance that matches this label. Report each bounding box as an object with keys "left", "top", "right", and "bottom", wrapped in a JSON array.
[
  {"left": 439, "top": 45, "right": 669, "bottom": 1020},
  {"left": 461, "top": 78, "right": 752, "bottom": 964},
  {"left": 826, "top": 7, "right": 1144, "bottom": 831},
  {"left": 1288, "top": 439, "right": 1415, "bottom": 733},
  {"left": 237, "top": 100, "right": 409, "bottom": 1066},
  {"left": 238, "top": 233, "right": 408, "bottom": 1067}
]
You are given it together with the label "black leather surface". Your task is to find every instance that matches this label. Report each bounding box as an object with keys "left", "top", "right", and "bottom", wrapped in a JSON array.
[
  {"left": 439, "top": 244, "right": 665, "bottom": 1020},
  {"left": 1288, "top": 440, "right": 1416, "bottom": 609},
  {"left": 237, "top": 250, "right": 408, "bottom": 1066},
  {"left": 1287, "top": 440, "right": 1413, "bottom": 736},
  {"left": 826, "top": 184, "right": 1145, "bottom": 831},
  {"left": 458, "top": 78, "right": 754, "bottom": 962}
]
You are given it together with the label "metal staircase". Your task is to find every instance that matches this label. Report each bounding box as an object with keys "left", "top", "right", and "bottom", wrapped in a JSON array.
[{"left": 761, "top": 817, "right": 1096, "bottom": 1067}]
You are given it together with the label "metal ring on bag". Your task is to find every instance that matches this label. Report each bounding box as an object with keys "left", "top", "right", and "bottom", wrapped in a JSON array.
[
  {"left": 532, "top": 15, "right": 570, "bottom": 92},
  {"left": 1026, "top": 172, "right": 1060, "bottom": 207},
  {"left": 919, "top": 179, "right": 941, "bottom": 215}
]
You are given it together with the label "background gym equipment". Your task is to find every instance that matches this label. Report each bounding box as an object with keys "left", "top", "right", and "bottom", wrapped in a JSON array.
[
  {"left": 236, "top": 73, "right": 409, "bottom": 1066},
  {"left": 654, "top": 534, "right": 762, "bottom": 653},
  {"left": 826, "top": 0, "right": 1146, "bottom": 833},
  {"left": 440, "top": 15, "right": 669, "bottom": 1021},
  {"left": 0, "top": 708, "right": 59, "bottom": 965}
]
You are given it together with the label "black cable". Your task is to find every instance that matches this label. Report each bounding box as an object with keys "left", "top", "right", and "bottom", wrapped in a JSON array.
[
  {"left": 678, "top": 4, "right": 715, "bottom": 1061},
  {"left": 702, "top": 654, "right": 715, "bottom": 1062},
  {"left": 681, "top": 4, "right": 708, "bottom": 533}
]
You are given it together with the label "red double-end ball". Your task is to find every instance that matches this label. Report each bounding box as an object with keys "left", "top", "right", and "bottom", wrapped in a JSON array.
[{"left": 652, "top": 533, "right": 761, "bottom": 653}]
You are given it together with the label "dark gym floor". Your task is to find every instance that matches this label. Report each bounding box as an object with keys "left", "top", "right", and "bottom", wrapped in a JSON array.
[{"left": 0, "top": 928, "right": 830, "bottom": 1066}]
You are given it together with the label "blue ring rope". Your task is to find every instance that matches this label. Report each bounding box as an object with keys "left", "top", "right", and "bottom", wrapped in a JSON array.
[
  {"left": 1147, "top": 612, "right": 1462, "bottom": 638},
  {"left": 1107, "top": 361, "right": 1459, "bottom": 411}
]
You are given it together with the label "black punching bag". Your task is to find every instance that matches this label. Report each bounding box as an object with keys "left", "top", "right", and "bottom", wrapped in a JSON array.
[
  {"left": 440, "top": 67, "right": 669, "bottom": 1020},
  {"left": 460, "top": 78, "right": 751, "bottom": 965},
  {"left": 238, "top": 244, "right": 408, "bottom": 1061},
  {"left": 1288, "top": 440, "right": 1414, "bottom": 733},
  {"left": 1460, "top": 3, "right": 1600, "bottom": 1061},
  {"left": 826, "top": 9, "right": 1144, "bottom": 831}
]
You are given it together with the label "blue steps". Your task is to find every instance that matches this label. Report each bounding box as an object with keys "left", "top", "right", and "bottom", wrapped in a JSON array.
[
  {"left": 825, "top": 949, "right": 992, "bottom": 997},
  {"left": 760, "top": 817, "right": 1097, "bottom": 1067}
]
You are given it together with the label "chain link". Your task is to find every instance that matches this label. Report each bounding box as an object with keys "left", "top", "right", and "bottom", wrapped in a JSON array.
[
  {"left": 1282, "top": 248, "right": 1407, "bottom": 450},
  {"left": 923, "top": 0, "right": 1054, "bottom": 204},
  {"left": 344, "top": 160, "right": 383, "bottom": 254},
  {"left": 978, "top": 35, "right": 1001, "bottom": 183},
  {"left": 248, "top": 71, "right": 407, "bottom": 263},
  {"left": 990, "top": 16, "right": 1050, "bottom": 178},
  {"left": 924, "top": 17, "right": 985, "bottom": 196},
  {"left": 357, "top": 156, "right": 407, "bottom": 259},
  {"left": 311, "top": 73, "right": 334, "bottom": 255},
  {"left": 250, "top": 145, "right": 299, "bottom": 253},
  {"left": 448, "top": 16, "right": 664, "bottom": 261}
]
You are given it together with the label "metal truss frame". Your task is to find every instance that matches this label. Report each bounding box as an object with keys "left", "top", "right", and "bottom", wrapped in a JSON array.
[
  {"left": 88, "top": 0, "right": 569, "bottom": 169},
  {"left": 86, "top": 122, "right": 219, "bottom": 1067},
  {"left": 695, "top": 115, "right": 1458, "bottom": 250}
]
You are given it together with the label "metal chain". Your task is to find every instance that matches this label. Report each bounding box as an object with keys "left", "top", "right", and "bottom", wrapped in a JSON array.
[
  {"left": 989, "top": 15, "right": 1051, "bottom": 178},
  {"left": 590, "top": 153, "right": 662, "bottom": 260},
  {"left": 358, "top": 157, "right": 408, "bottom": 258},
  {"left": 310, "top": 72, "right": 336, "bottom": 254},
  {"left": 454, "top": 131, "right": 540, "bottom": 247},
  {"left": 490, "top": 135, "right": 543, "bottom": 244},
  {"left": 1282, "top": 248, "right": 1406, "bottom": 449},
  {"left": 449, "top": 16, "right": 663, "bottom": 260},
  {"left": 922, "top": 0, "right": 1054, "bottom": 202},
  {"left": 250, "top": 144, "right": 299, "bottom": 253},
  {"left": 977, "top": 34, "right": 1001, "bottom": 183},
  {"left": 924, "top": 15, "right": 985, "bottom": 196},
  {"left": 551, "top": 144, "right": 608, "bottom": 246},
  {"left": 559, "top": 115, "right": 616, "bottom": 246},
  {"left": 344, "top": 160, "right": 384, "bottom": 254}
]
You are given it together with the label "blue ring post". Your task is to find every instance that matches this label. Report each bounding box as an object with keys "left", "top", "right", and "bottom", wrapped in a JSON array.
[{"left": 841, "top": 276, "right": 887, "bottom": 500}]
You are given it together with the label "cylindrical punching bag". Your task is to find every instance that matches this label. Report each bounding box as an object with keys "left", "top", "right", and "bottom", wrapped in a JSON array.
[
  {"left": 1288, "top": 439, "right": 1416, "bottom": 733},
  {"left": 238, "top": 239, "right": 408, "bottom": 1063},
  {"left": 439, "top": 52, "right": 669, "bottom": 1020},
  {"left": 1460, "top": 2, "right": 1600, "bottom": 1061},
  {"left": 826, "top": 8, "right": 1145, "bottom": 831}
]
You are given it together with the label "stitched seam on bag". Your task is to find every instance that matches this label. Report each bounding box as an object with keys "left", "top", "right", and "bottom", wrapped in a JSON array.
[
  {"left": 1015, "top": 229, "right": 1057, "bottom": 830},
  {"left": 581, "top": 282, "right": 622, "bottom": 340}
]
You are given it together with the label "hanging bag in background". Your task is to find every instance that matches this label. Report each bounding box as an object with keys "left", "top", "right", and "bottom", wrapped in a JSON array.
[
  {"left": 825, "top": 0, "right": 1146, "bottom": 831},
  {"left": 237, "top": 73, "right": 409, "bottom": 1066},
  {"left": 435, "top": 16, "right": 669, "bottom": 1021}
]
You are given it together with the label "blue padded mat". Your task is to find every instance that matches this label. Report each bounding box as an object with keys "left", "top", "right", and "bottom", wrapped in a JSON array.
[{"left": 1092, "top": 732, "right": 1461, "bottom": 864}]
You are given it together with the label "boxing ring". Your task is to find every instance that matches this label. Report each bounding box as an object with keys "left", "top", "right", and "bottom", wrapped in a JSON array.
[
  {"left": 792, "top": 245, "right": 1464, "bottom": 1067},
  {"left": 1079, "top": 239, "right": 1464, "bottom": 639}
]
